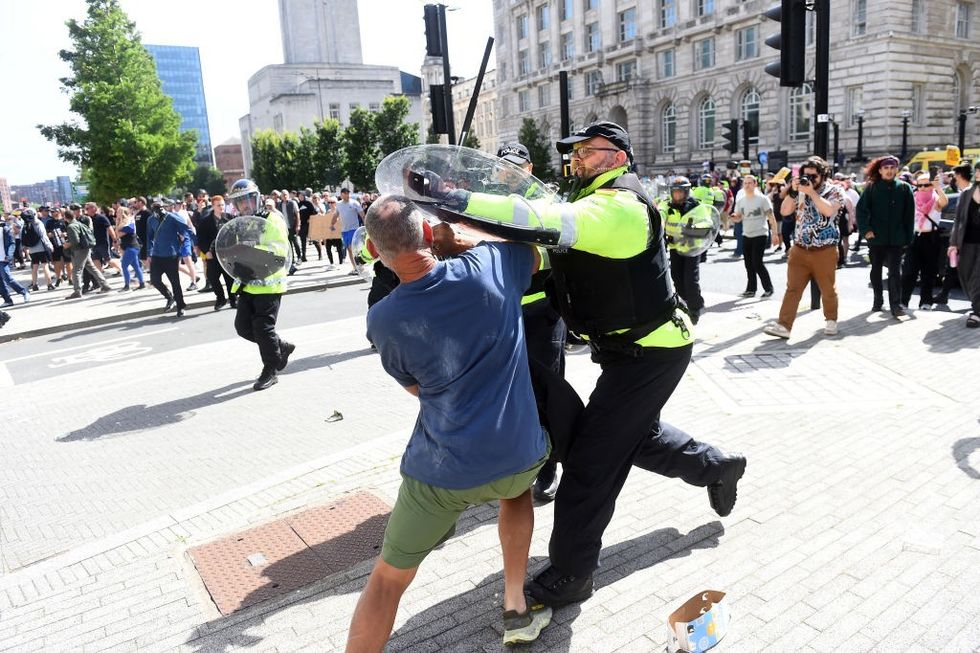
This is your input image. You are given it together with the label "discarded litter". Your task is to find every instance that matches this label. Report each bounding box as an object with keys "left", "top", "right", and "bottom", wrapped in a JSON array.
[
  {"left": 325, "top": 411, "right": 344, "bottom": 423},
  {"left": 667, "top": 590, "right": 730, "bottom": 653}
]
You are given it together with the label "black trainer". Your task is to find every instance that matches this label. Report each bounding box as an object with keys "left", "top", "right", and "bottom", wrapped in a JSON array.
[
  {"left": 707, "top": 453, "right": 746, "bottom": 517},
  {"left": 532, "top": 461, "right": 559, "bottom": 503},
  {"left": 253, "top": 366, "right": 278, "bottom": 391},
  {"left": 164, "top": 298, "right": 175, "bottom": 312},
  {"left": 277, "top": 342, "right": 295, "bottom": 371},
  {"left": 213, "top": 297, "right": 227, "bottom": 311},
  {"left": 525, "top": 564, "right": 594, "bottom": 607}
]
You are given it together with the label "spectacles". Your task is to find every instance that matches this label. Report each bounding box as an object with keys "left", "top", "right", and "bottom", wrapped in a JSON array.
[
  {"left": 570, "top": 146, "right": 620, "bottom": 159},
  {"left": 916, "top": 184, "right": 932, "bottom": 188}
]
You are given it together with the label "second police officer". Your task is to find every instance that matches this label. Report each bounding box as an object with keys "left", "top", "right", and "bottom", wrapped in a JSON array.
[
  {"left": 413, "top": 121, "right": 747, "bottom": 607},
  {"left": 223, "top": 179, "right": 296, "bottom": 391}
]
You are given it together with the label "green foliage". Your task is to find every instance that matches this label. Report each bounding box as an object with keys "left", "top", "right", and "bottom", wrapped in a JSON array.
[
  {"left": 343, "top": 107, "right": 380, "bottom": 191},
  {"left": 250, "top": 130, "right": 284, "bottom": 192},
  {"left": 518, "top": 118, "right": 555, "bottom": 181},
  {"left": 375, "top": 96, "right": 420, "bottom": 158},
  {"left": 38, "top": 0, "right": 195, "bottom": 205},
  {"left": 462, "top": 132, "right": 481, "bottom": 150},
  {"left": 183, "top": 165, "right": 226, "bottom": 196},
  {"left": 426, "top": 125, "right": 441, "bottom": 144},
  {"left": 313, "top": 119, "right": 346, "bottom": 188}
]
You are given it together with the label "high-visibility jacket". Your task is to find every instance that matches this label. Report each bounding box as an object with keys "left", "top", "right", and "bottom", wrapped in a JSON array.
[{"left": 232, "top": 209, "right": 289, "bottom": 295}]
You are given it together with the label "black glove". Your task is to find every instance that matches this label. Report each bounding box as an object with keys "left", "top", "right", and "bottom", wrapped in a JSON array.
[{"left": 406, "top": 170, "right": 470, "bottom": 211}]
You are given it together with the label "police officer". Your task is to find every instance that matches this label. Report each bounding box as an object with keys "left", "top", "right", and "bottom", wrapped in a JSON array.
[
  {"left": 660, "top": 177, "right": 706, "bottom": 323},
  {"left": 224, "top": 179, "right": 296, "bottom": 391},
  {"left": 415, "top": 121, "right": 746, "bottom": 607}
]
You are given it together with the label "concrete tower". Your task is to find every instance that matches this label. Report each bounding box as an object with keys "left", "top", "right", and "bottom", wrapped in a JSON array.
[{"left": 279, "top": 0, "right": 363, "bottom": 65}]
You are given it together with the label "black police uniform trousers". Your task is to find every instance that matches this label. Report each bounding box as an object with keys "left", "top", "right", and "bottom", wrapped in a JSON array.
[
  {"left": 669, "top": 251, "right": 704, "bottom": 315},
  {"left": 523, "top": 298, "right": 568, "bottom": 480},
  {"left": 549, "top": 342, "right": 725, "bottom": 578},
  {"left": 234, "top": 292, "right": 283, "bottom": 368},
  {"left": 150, "top": 256, "right": 184, "bottom": 309},
  {"left": 205, "top": 257, "right": 234, "bottom": 302}
]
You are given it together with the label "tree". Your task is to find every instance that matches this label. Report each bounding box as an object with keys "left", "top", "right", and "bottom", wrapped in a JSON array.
[
  {"left": 38, "top": 0, "right": 195, "bottom": 205},
  {"left": 182, "top": 165, "right": 226, "bottom": 197},
  {"left": 375, "top": 96, "right": 420, "bottom": 158},
  {"left": 426, "top": 125, "right": 441, "bottom": 144},
  {"left": 313, "top": 119, "right": 347, "bottom": 188},
  {"left": 251, "top": 130, "right": 285, "bottom": 192},
  {"left": 462, "top": 132, "right": 481, "bottom": 150},
  {"left": 343, "top": 107, "right": 379, "bottom": 190},
  {"left": 295, "top": 126, "right": 320, "bottom": 189},
  {"left": 518, "top": 118, "right": 555, "bottom": 181}
]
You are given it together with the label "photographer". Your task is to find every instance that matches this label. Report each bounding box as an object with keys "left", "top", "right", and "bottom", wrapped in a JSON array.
[{"left": 764, "top": 156, "right": 844, "bottom": 339}]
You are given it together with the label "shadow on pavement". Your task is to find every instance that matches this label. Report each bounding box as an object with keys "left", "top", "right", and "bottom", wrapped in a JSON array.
[
  {"left": 953, "top": 436, "right": 980, "bottom": 480},
  {"left": 56, "top": 349, "right": 375, "bottom": 442},
  {"left": 922, "top": 313, "right": 979, "bottom": 354},
  {"left": 182, "top": 498, "right": 723, "bottom": 653}
]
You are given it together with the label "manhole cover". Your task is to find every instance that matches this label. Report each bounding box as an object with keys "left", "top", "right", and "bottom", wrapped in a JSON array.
[
  {"left": 189, "top": 491, "right": 390, "bottom": 615},
  {"left": 689, "top": 350, "right": 949, "bottom": 413}
]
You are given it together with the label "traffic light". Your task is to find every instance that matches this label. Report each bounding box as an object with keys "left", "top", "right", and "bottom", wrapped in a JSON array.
[
  {"left": 423, "top": 4, "right": 443, "bottom": 57},
  {"left": 764, "top": 0, "right": 806, "bottom": 87},
  {"left": 721, "top": 120, "right": 739, "bottom": 154}
]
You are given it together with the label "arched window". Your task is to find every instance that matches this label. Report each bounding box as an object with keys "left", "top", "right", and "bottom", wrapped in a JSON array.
[
  {"left": 698, "top": 96, "right": 715, "bottom": 149},
  {"left": 954, "top": 68, "right": 971, "bottom": 115},
  {"left": 789, "top": 83, "right": 813, "bottom": 142},
  {"left": 741, "top": 88, "right": 761, "bottom": 144},
  {"left": 662, "top": 104, "right": 677, "bottom": 153}
]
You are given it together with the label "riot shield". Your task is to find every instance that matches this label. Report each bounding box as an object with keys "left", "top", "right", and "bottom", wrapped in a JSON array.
[
  {"left": 215, "top": 215, "right": 292, "bottom": 283},
  {"left": 664, "top": 204, "right": 721, "bottom": 258}
]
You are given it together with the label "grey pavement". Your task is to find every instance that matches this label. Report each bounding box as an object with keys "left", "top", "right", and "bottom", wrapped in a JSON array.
[{"left": 1, "top": 244, "right": 979, "bottom": 652}]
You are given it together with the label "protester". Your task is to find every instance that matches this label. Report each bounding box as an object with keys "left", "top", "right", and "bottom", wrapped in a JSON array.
[
  {"left": 148, "top": 198, "right": 193, "bottom": 317},
  {"left": 64, "top": 206, "right": 112, "bottom": 299},
  {"left": 347, "top": 195, "right": 552, "bottom": 650},
  {"left": 937, "top": 163, "right": 975, "bottom": 305},
  {"left": 115, "top": 206, "right": 145, "bottom": 291},
  {"left": 45, "top": 207, "right": 71, "bottom": 286},
  {"left": 1, "top": 217, "right": 31, "bottom": 304},
  {"left": 323, "top": 196, "right": 345, "bottom": 266},
  {"left": 84, "top": 202, "right": 121, "bottom": 276},
  {"left": 856, "top": 155, "right": 916, "bottom": 317},
  {"left": 732, "top": 174, "right": 779, "bottom": 297},
  {"left": 764, "top": 156, "right": 843, "bottom": 338},
  {"left": 297, "top": 188, "right": 322, "bottom": 262},
  {"left": 335, "top": 188, "right": 366, "bottom": 276},
  {"left": 21, "top": 208, "right": 55, "bottom": 291},
  {"left": 901, "top": 172, "right": 947, "bottom": 310},
  {"left": 196, "top": 195, "right": 236, "bottom": 310},
  {"left": 948, "top": 163, "right": 980, "bottom": 328}
]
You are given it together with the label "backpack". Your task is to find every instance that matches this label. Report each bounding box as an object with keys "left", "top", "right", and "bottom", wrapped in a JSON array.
[{"left": 21, "top": 220, "right": 41, "bottom": 247}]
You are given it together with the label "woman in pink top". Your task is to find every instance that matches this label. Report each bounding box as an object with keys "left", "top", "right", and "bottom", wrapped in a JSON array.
[{"left": 901, "top": 172, "right": 948, "bottom": 309}]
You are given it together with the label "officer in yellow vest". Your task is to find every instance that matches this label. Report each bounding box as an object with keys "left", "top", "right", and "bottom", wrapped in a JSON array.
[
  {"left": 658, "top": 176, "right": 709, "bottom": 323},
  {"left": 411, "top": 121, "right": 746, "bottom": 608},
  {"left": 225, "top": 179, "right": 295, "bottom": 391}
]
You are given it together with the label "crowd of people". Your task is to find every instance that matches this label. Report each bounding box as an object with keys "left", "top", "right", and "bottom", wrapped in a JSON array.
[{"left": 0, "top": 188, "right": 380, "bottom": 329}]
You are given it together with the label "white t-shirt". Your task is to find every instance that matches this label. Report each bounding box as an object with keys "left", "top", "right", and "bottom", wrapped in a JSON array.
[{"left": 734, "top": 193, "right": 773, "bottom": 238}]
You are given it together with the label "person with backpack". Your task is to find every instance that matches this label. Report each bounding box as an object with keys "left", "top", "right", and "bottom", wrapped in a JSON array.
[
  {"left": 21, "top": 208, "right": 55, "bottom": 291},
  {"left": 63, "top": 208, "right": 111, "bottom": 299},
  {"left": 1, "top": 217, "right": 31, "bottom": 305}
]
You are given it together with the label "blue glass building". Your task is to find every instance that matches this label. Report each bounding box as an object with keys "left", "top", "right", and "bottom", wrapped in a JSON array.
[{"left": 145, "top": 44, "right": 213, "bottom": 166}]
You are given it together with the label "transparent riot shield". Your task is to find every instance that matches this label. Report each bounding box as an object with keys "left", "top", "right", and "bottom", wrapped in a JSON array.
[
  {"left": 215, "top": 215, "right": 292, "bottom": 283},
  {"left": 664, "top": 204, "right": 721, "bottom": 258}
]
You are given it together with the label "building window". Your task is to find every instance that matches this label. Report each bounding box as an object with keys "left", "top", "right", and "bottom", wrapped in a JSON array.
[
  {"left": 328, "top": 103, "right": 341, "bottom": 120},
  {"left": 954, "top": 69, "right": 971, "bottom": 115},
  {"left": 789, "top": 83, "right": 813, "bottom": 142},
  {"left": 273, "top": 113, "right": 284, "bottom": 132},
  {"left": 517, "top": 14, "right": 528, "bottom": 39},
  {"left": 659, "top": 49, "right": 675, "bottom": 78},
  {"left": 518, "top": 89, "right": 531, "bottom": 112},
  {"left": 619, "top": 8, "right": 637, "bottom": 42},
  {"left": 662, "top": 104, "right": 677, "bottom": 153},
  {"left": 539, "top": 42, "right": 552, "bottom": 69},
  {"left": 741, "top": 88, "right": 761, "bottom": 143},
  {"left": 698, "top": 97, "right": 716, "bottom": 149},
  {"left": 956, "top": 2, "right": 971, "bottom": 38},
  {"left": 616, "top": 60, "right": 637, "bottom": 82},
  {"left": 846, "top": 86, "right": 863, "bottom": 127},
  {"left": 518, "top": 49, "right": 530, "bottom": 76},
  {"left": 661, "top": 0, "right": 677, "bottom": 28},
  {"left": 806, "top": 11, "right": 815, "bottom": 45},
  {"left": 586, "top": 22, "right": 601, "bottom": 53},
  {"left": 911, "top": 0, "right": 925, "bottom": 33},
  {"left": 694, "top": 38, "right": 715, "bottom": 70},
  {"left": 369, "top": 103, "right": 380, "bottom": 112},
  {"left": 585, "top": 0, "right": 598, "bottom": 10},
  {"left": 853, "top": 0, "right": 867, "bottom": 35},
  {"left": 736, "top": 26, "right": 758, "bottom": 60},
  {"left": 537, "top": 4, "right": 550, "bottom": 31},
  {"left": 560, "top": 0, "right": 573, "bottom": 21},
  {"left": 585, "top": 70, "right": 602, "bottom": 96},
  {"left": 911, "top": 84, "right": 924, "bottom": 125},
  {"left": 560, "top": 32, "right": 575, "bottom": 61},
  {"left": 539, "top": 84, "right": 551, "bottom": 107},
  {"left": 697, "top": 0, "right": 714, "bottom": 18}
]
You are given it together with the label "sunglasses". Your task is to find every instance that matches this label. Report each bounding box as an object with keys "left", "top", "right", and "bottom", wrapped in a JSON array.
[{"left": 916, "top": 184, "right": 932, "bottom": 188}]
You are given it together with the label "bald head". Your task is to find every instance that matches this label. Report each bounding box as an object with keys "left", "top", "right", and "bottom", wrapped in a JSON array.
[{"left": 364, "top": 194, "right": 427, "bottom": 259}]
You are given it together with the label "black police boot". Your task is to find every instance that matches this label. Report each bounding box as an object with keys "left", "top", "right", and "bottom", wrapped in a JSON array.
[
  {"left": 707, "top": 453, "right": 747, "bottom": 517},
  {"left": 253, "top": 366, "right": 278, "bottom": 391},
  {"left": 277, "top": 341, "right": 296, "bottom": 371},
  {"left": 525, "top": 564, "right": 594, "bottom": 608},
  {"left": 532, "top": 461, "right": 559, "bottom": 503}
]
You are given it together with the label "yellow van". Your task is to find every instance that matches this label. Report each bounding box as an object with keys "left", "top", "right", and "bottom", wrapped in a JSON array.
[{"left": 904, "top": 147, "right": 980, "bottom": 170}]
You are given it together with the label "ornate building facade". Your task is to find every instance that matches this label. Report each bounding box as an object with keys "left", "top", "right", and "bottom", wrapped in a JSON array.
[{"left": 492, "top": 0, "right": 980, "bottom": 173}]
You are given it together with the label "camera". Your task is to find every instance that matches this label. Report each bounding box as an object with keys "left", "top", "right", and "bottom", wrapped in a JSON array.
[{"left": 798, "top": 174, "right": 813, "bottom": 186}]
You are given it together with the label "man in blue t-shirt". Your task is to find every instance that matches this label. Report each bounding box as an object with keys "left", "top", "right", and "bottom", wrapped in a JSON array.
[{"left": 346, "top": 195, "right": 552, "bottom": 650}]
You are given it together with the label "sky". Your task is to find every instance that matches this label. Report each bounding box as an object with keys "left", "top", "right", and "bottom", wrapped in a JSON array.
[{"left": 0, "top": 0, "right": 494, "bottom": 186}]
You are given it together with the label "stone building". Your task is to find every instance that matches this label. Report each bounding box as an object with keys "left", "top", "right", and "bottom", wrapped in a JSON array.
[
  {"left": 214, "top": 138, "right": 245, "bottom": 191},
  {"left": 452, "top": 69, "right": 500, "bottom": 154},
  {"left": 239, "top": 0, "right": 423, "bottom": 175},
  {"left": 492, "top": 0, "right": 980, "bottom": 173}
]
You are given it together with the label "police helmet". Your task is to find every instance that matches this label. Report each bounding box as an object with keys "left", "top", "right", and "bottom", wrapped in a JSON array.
[
  {"left": 228, "top": 178, "right": 261, "bottom": 216},
  {"left": 669, "top": 176, "right": 692, "bottom": 201},
  {"left": 700, "top": 174, "right": 713, "bottom": 187},
  {"left": 21, "top": 208, "right": 36, "bottom": 220}
]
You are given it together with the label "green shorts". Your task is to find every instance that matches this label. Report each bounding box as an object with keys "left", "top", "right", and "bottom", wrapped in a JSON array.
[{"left": 381, "top": 452, "right": 549, "bottom": 569}]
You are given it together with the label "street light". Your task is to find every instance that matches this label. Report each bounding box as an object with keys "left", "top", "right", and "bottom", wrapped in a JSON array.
[
  {"left": 900, "top": 109, "right": 912, "bottom": 163},
  {"left": 852, "top": 108, "right": 866, "bottom": 162},
  {"left": 828, "top": 114, "right": 841, "bottom": 171},
  {"left": 958, "top": 106, "right": 978, "bottom": 155}
]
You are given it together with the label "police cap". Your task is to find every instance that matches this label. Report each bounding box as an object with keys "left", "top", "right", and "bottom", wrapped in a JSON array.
[{"left": 556, "top": 121, "right": 633, "bottom": 163}]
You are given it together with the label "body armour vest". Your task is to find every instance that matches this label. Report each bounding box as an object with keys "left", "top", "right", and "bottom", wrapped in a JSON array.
[{"left": 548, "top": 172, "right": 677, "bottom": 341}]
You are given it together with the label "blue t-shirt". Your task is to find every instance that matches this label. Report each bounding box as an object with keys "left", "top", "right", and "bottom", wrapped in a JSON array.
[{"left": 366, "top": 242, "right": 547, "bottom": 490}]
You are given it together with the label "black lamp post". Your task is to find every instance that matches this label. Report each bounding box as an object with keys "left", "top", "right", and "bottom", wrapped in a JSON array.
[
  {"left": 900, "top": 110, "right": 911, "bottom": 163},
  {"left": 831, "top": 115, "right": 840, "bottom": 171},
  {"left": 854, "top": 108, "right": 866, "bottom": 162}
]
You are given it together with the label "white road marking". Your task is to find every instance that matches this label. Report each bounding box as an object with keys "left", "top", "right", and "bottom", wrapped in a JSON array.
[
  {"left": 0, "top": 362, "right": 13, "bottom": 388},
  {"left": 0, "top": 327, "right": 178, "bottom": 364}
]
